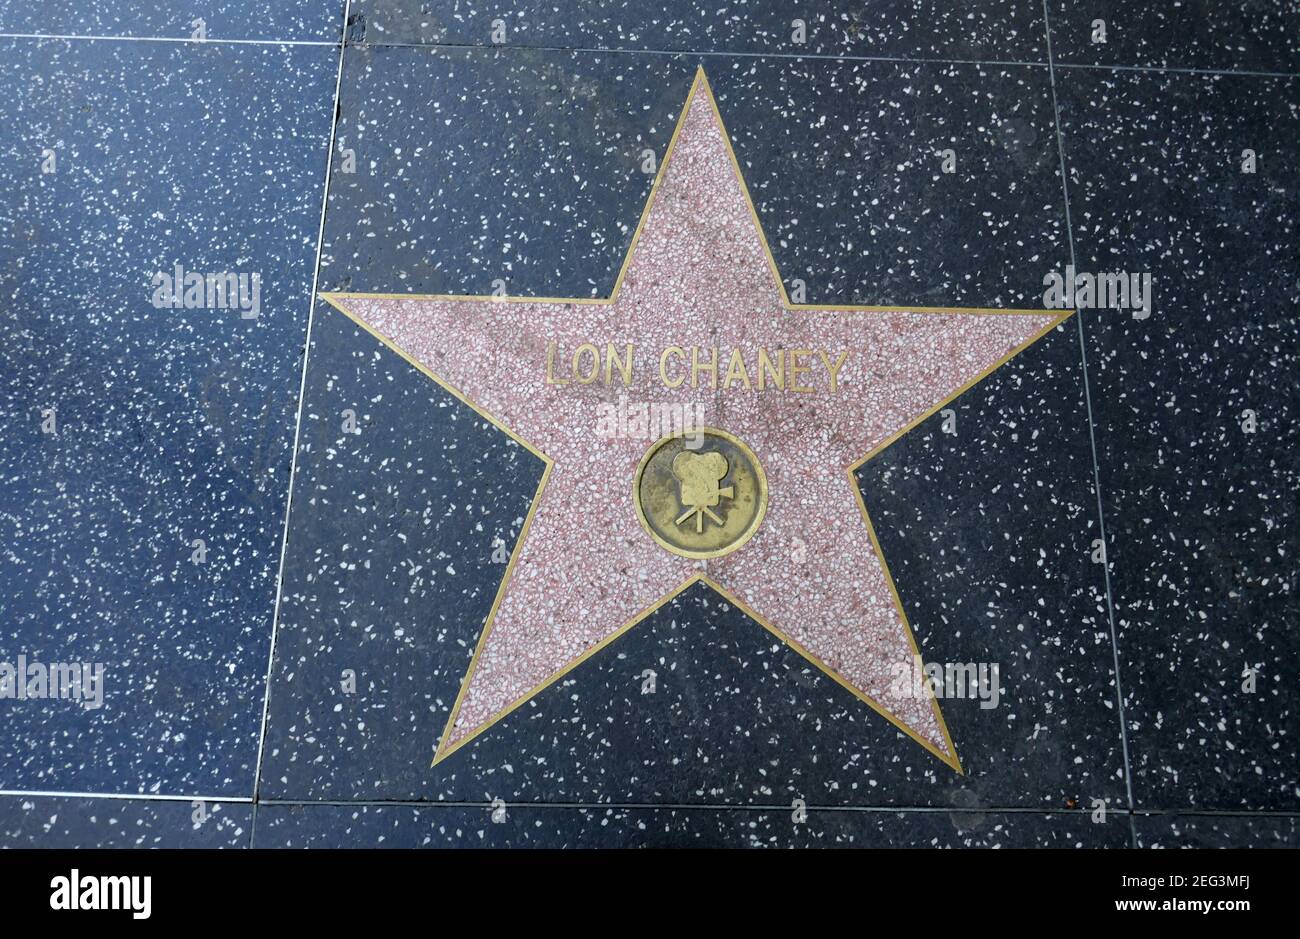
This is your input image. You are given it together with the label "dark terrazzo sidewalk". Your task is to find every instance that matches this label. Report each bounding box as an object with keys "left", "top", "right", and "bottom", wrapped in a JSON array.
[{"left": 0, "top": 1, "right": 1295, "bottom": 848}]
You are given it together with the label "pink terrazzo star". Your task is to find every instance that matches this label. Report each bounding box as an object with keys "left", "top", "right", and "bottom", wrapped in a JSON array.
[{"left": 324, "top": 70, "right": 1067, "bottom": 771}]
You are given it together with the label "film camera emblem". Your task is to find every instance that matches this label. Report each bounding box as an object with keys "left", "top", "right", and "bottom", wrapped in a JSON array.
[
  {"left": 633, "top": 428, "right": 767, "bottom": 560},
  {"left": 672, "top": 450, "right": 733, "bottom": 533}
]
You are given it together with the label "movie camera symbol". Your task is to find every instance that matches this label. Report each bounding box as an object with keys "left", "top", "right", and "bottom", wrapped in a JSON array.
[{"left": 672, "top": 450, "right": 733, "bottom": 534}]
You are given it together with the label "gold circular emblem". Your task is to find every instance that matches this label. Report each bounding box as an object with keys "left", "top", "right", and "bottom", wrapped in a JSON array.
[{"left": 633, "top": 427, "right": 767, "bottom": 560}]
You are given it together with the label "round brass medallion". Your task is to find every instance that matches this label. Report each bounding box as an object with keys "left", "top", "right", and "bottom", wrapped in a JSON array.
[{"left": 633, "top": 427, "right": 767, "bottom": 560}]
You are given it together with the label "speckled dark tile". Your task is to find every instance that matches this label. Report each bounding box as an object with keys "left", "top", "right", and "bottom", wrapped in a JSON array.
[
  {"left": 0, "top": 0, "right": 345, "bottom": 42},
  {"left": 0, "top": 38, "right": 337, "bottom": 795},
  {"left": 317, "top": 48, "right": 694, "bottom": 297},
  {"left": 7, "top": 0, "right": 1294, "bottom": 854},
  {"left": 258, "top": 302, "right": 542, "bottom": 800},
  {"left": 709, "top": 60, "right": 1066, "bottom": 308},
  {"left": 254, "top": 803, "right": 1125, "bottom": 847},
  {"left": 350, "top": 0, "right": 1047, "bottom": 61},
  {"left": 0, "top": 795, "right": 251, "bottom": 848},
  {"left": 262, "top": 43, "right": 1121, "bottom": 809},
  {"left": 1133, "top": 813, "right": 1298, "bottom": 849},
  {"left": 319, "top": 47, "right": 1068, "bottom": 309},
  {"left": 265, "top": 555, "right": 1131, "bottom": 806},
  {"left": 1048, "top": 1, "right": 1300, "bottom": 74},
  {"left": 1056, "top": 69, "right": 1299, "bottom": 811},
  {"left": 856, "top": 323, "right": 1127, "bottom": 810}
]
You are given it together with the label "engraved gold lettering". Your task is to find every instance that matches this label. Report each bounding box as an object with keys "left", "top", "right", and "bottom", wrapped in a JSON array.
[
  {"left": 605, "top": 342, "right": 634, "bottom": 387},
  {"left": 551, "top": 342, "right": 847, "bottom": 392},
  {"left": 786, "top": 349, "right": 814, "bottom": 393},
  {"left": 818, "top": 349, "right": 849, "bottom": 393},
  {"left": 660, "top": 346, "right": 687, "bottom": 388},
  {"left": 757, "top": 348, "right": 784, "bottom": 391},
  {"left": 573, "top": 343, "right": 600, "bottom": 384},
  {"left": 691, "top": 346, "right": 718, "bottom": 390},
  {"left": 723, "top": 348, "right": 752, "bottom": 390}
]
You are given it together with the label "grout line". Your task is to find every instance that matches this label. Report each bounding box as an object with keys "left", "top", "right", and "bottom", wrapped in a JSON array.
[
  {"left": 0, "top": 789, "right": 250, "bottom": 803},
  {"left": 250, "top": 0, "right": 352, "bottom": 805},
  {"left": 360, "top": 40, "right": 1051, "bottom": 70},
  {"left": 2, "top": 31, "right": 1294, "bottom": 79},
  {"left": 1126, "top": 809, "right": 1300, "bottom": 819},
  {"left": 415, "top": 43, "right": 1299, "bottom": 79},
  {"left": 254, "top": 800, "right": 1061, "bottom": 813},
  {"left": 331, "top": 38, "right": 1300, "bottom": 79},
  {"left": 1054, "top": 60, "right": 1298, "bottom": 80},
  {"left": 241, "top": 799, "right": 1300, "bottom": 819},
  {"left": 0, "top": 31, "right": 337, "bottom": 46},
  {"left": 3, "top": 788, "right": 1296, "bottom": 820},
  {"left": 1041, "top": 0, "right": 1138, "bottom": 849}
]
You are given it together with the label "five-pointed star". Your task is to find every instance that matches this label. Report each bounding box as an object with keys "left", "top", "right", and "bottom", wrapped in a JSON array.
[{"left": 323, "top": 69, "right": 1068, "bottom": 771}]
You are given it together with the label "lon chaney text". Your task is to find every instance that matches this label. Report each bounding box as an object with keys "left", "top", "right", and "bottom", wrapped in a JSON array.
[{"left": 545, "top": 342, "right": 850, "bottom": 393}]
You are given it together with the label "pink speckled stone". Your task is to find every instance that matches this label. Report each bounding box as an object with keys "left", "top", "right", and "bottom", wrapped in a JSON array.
[{"left": 330, "top": 78, "right": 1060, "bottom": 762}]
